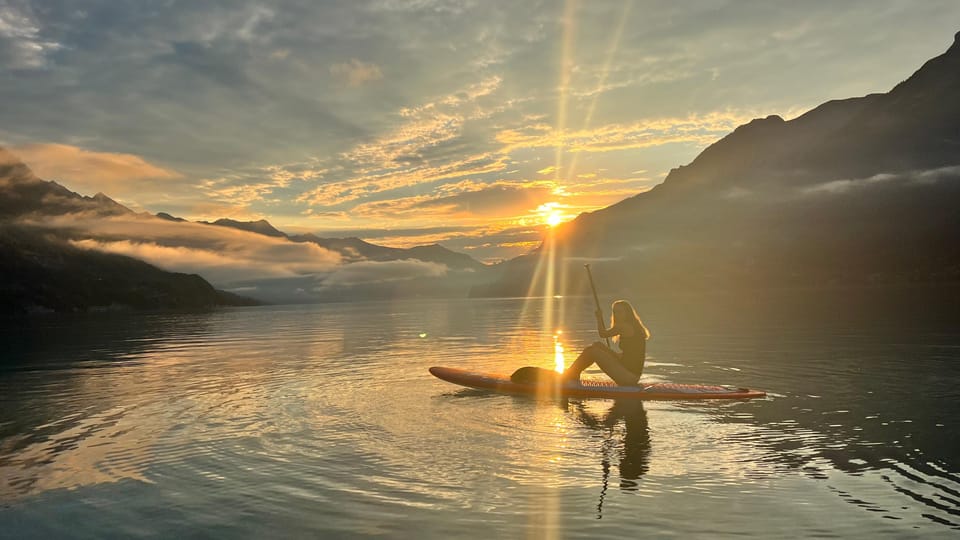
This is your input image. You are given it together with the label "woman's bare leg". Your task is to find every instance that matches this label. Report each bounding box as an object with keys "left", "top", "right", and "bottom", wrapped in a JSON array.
[
  {"left": 592, "top": 350, "right": 640, "bottom": 386},
  {"left": 562, "top": 344, "right": 600, "bottom": 381},
  {"left": 563, "top": 342, "right": 639, "bottom": 386}
]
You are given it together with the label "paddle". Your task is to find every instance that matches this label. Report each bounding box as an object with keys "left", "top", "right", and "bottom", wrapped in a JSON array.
[
  {"left": 584, "top": 264, "right": 610, "bottom": 348},
  {"left": 510, "top": 264, "right": 607, "bottom": 383}
]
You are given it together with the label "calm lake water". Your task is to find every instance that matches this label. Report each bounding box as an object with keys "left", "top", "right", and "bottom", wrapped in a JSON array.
[{"left": 1, "top": 290, "right": 959, "bottom": 538}]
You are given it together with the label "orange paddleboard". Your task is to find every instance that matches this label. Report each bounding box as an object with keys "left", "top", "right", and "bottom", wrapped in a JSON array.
[{"left": 430, "top": 366, "right": 766, "bottom": 401}]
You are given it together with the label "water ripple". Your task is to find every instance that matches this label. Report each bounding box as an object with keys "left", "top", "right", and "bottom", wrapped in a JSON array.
[{"left": 1, "top": 297, "right": 959, "bottom": 537}]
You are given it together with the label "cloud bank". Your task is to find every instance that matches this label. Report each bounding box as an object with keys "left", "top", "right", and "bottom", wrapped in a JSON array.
[{"left": 24, "top": 213, "right": 342, "bottom": 285}]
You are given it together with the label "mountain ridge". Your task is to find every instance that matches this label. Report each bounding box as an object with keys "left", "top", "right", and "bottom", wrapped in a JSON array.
[
  {"left": 1, "top": 147, "right": 491, "bottom": 306},
  {"left": 208, "top": 218, "right": 488, "bottom": 271},
  {"left": 472, "top": 31, "right": 960, "bottom": 297}
]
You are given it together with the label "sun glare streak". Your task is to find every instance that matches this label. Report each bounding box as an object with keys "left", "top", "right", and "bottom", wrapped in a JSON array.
[
  {"left": 552, "top": 1, "right": 630, "bottom": 332},
  {"left": 543, "top": 224, "right": 557, "bottom": 340},
  {"left": 565, "top": 0, "right": 633, "bottom": 181},
  {"left": 583, "top": 0, "right": 633, "bottom": 129},
  {"left": 554, "top": 0, "right": 579, "bottom": 187},
  {"left": 526, "top": 5, "right": 578, "bottom": 534}
]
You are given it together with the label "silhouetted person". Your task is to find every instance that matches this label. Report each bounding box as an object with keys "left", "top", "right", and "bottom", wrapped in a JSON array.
[{"left": 563, "top": 300, "right": 650, "bottom": 385}]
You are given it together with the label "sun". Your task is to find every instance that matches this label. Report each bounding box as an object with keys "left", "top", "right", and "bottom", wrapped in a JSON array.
[
  {"left": 537, "top": 201, "right": 567, "bottom": 227},
  {"left": 546, "top": 211, "right": 563, "bottom": 227}
]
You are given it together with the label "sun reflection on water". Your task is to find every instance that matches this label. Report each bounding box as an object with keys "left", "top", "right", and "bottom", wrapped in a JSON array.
[{"left": 554, "top": 331, "right": 566, "bottom": 373}]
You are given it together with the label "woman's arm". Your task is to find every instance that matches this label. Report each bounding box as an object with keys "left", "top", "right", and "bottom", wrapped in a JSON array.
[
  {"left": 596, "top": 310, "right": 621, "bottom": 338},
  {"left": 598, "top": 324, "right": 619, "bottom": 338},
  {"left": 597, "top": 318, "right": 637, "bottom": 339}
]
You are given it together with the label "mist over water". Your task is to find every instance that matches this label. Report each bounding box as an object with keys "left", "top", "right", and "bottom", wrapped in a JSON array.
[{"left": 1, "top": 289, "right": 958, "bottom": 538}]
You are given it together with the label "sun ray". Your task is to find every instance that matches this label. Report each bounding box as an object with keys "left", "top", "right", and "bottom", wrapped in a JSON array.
[
  {"left": 565, "top": 0, "right": 634, "bottom": 181},
  {"left": 554, "top": 0, "right": 579, "bottom": 187}
]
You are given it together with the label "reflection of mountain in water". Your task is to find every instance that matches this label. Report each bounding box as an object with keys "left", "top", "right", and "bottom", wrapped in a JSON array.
[{"left": 0, "top": 309, "right": 220, "bottom": 492}]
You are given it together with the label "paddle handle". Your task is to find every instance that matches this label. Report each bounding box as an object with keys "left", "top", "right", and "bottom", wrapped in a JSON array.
[{"left": 584, "top": 264, "right": 610, "bottom": 347}]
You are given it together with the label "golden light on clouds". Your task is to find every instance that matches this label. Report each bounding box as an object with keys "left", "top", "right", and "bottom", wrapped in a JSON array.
[
  {"left": 20, "top": 213, "right": 343, "bottom": 283},
  {"left": 10, "top": 143, "right": 181, "bottom": 192},
  {"left": 495, "top": 110, "right": 760, "bottom": 155}
]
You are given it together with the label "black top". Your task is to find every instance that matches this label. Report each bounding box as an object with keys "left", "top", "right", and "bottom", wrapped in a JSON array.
[{"left": 618, "top": 320, "right": 646, "bottom": 377}]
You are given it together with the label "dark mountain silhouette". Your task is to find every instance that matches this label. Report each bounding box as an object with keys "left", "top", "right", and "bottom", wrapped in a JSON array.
[
  {"left": 473, "top": 32, "right": 960, "bottom": 297},
  {"left": 0, "top": 148, "right": 258, "bottom": 314},
  {"left": 0, "top": 148, "right": 134, "bottom": 219},
  {"left": 0, "top": 224, "right": 258, "bottom": 316},
  {"left": 205, "top": 218, "right": 287, "bottom": 238},
  {"left": 156, "top": 212, "right": 187, "bottom": 222}
]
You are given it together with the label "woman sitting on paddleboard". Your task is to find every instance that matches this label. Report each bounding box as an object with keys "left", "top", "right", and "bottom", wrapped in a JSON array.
[{"left": 563, "top": 300, "right": 650, "bottom": 386}]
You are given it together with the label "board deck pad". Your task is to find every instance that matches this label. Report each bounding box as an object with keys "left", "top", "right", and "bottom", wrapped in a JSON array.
[{"left": 430, "top": 366, "right": 766, "bottom": 400}]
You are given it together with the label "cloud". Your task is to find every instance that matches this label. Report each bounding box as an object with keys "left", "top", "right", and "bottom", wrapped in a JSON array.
[
  {"left": 23, "top": 213, "right": 342, "bottom": 284},
  {"left": 349, "top": 181, "right": 557, "bottom": 219},
  {"left": 802, "top": 175, "right": 894, "bottom": 195},
  {"left": 320, "top": 258, "right": 447, "bottom": 286},
  {"left": 292, "top": 81, "right": 758, "bottom": 214},
  {"left": 199, "top": 176, "right": 286, "bottom": 208},
  {"left": 9, "top": 143, "right": 182, "bottom": 193},
  {"left": 310, "top": 224, "right": 476, "bottom": 240},
  {"left": 495, "top": 111, "right": 760, "bottom": 154},
  {"left": 800, "top": 166, "right": 960, "bottom": 196},
  {"left": 0, "top": 2, "right": 63, "bottom": 69},
  {"left": 433, "top": 224, "right": 546, "bottom": 263},
  {"left": 296, "top": 151, "right": 511, "bottom": 208},
  {"left": 414, "top": 183, "right": 555, "bottom": 215},
  {"left": 330, "top": 59, "right": 383, "bottom": 87},
  {"left": 295, "top": 76, "right": 510, "bottom": 208}
]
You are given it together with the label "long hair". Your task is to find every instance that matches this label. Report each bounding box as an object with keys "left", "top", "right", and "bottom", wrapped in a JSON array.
[{"left": 611, "top": 300, "right": 650, "bottom": 340}]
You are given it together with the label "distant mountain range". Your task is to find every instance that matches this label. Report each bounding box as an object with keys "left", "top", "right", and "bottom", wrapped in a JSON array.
[
  {"left": 472, "top": 32, "right": 960, "bottom": 297},
  {"left": 0, "top": 155, "right": 258, "bottom": 314},
  {"left": 199, "top": 217, "right": 487, "bottom": 271},
  {"left": 0, "top": 224, "right": 258, "bottom": 316},
  {"left": 4, "top": 32, "right": 959, "bottom": 312},
  {"left": 0, "top": 148, "right": 492, "bottom": 311}
]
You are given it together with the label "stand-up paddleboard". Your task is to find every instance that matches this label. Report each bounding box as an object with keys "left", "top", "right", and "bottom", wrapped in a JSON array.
[{"left": 430, "top": 366, "right": 766, "bottom": 400}]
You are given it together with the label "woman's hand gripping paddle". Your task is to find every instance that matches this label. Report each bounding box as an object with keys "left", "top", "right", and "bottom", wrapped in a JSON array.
[{"left": 584, "top": 264, "right": 610, "bottom": 348}]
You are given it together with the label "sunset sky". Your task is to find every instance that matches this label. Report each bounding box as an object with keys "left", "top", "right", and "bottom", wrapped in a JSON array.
[{"left": 2, "top": 0, "right": 959, "bottom": 261}]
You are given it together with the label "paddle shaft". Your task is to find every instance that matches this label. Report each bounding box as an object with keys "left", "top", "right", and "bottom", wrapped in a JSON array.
[{"left": 584, "top": 264, "right": 610, "bottom": 348}]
